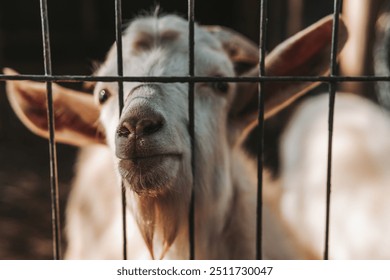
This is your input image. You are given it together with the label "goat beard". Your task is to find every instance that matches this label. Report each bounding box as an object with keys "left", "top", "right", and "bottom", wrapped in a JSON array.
[{"left": 126, "top": 175, "right": 191, "bottom": 260}]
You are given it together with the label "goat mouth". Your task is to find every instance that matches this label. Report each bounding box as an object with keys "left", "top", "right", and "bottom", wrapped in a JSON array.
[
  {"left": 120, "top": 153, "right": 181, "bottom": 161},
  {"left": 118, "top": 154, "right": 182, "bottom": 196}
]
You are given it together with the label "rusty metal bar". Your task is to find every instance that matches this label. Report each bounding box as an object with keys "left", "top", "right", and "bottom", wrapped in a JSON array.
[
  {"left": 1, "top": 74, "right": 389, "bottom": 83},
  {"left": 324, "top": 0, "right": 343, "bottom": 260},
  {"left": 39, "top": 0, "right": 62, "bottom": 260},
  {"left": 188, "top": 0, "right": 196, "bottom": 261},
  {"left": 114, "top": 0, "right": 128, "bottom": 260},
  {"left": 256, "top": 0, "right": 268, "bottom": 260}
]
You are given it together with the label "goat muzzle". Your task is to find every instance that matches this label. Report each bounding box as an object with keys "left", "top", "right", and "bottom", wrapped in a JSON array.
[{"left": 115, "top": 103, "right": 165, "bottom": 160}]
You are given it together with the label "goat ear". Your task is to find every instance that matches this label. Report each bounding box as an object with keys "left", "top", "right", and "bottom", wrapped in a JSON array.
[
  {"left": 205, "top": 26, "right": 259, "bottom": 75},
  {"left": 4, "top": 68, "right": 104, "bottom": 146},
  {"left": 231, "top": 15, "right": 348, "bottom": 133}
]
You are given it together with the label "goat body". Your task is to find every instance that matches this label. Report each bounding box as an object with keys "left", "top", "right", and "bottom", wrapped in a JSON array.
[{"left": 279, "top": 93, "right": 390, "bottom": 259}]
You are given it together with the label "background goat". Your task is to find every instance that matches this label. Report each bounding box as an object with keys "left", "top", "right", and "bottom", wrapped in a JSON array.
[
  {"left": 4, "top": 14, "right": 345, "bottom": 259},
  {"left": 279, "top": 92, "right": 390, "bottom": 259},
  {"left": 272, "top": 2, "right": 390, "bottom": 259}
]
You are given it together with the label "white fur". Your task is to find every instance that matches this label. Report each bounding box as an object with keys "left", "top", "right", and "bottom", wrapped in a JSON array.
[{"left": 280, "top": 93, "right": 390, "bottom": 259}]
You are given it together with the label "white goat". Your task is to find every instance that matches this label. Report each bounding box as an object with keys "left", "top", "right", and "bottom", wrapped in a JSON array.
[
  {"left": 279, "top": 93, "right": 390, "bottom": 259},
  {"left": 4, "top": 14, "right": 345, "bottom": 259}
]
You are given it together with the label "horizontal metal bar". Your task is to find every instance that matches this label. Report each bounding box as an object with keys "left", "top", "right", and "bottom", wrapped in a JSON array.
[{"left": 2, "top": 74, "right": 390, "bottom": 83}]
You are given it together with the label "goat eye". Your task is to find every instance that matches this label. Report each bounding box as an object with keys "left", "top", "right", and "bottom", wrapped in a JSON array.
[
  {"left": 98, "top": 89, "right": 111, "bottom": 104},
  {"left": 212, "top": 81, "right": 229, "bottom": 94}
]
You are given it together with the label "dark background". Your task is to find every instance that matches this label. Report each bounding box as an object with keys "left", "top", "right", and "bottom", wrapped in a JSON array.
[{"left": 0, "top": 0, "right": 335, "bottom": 259}]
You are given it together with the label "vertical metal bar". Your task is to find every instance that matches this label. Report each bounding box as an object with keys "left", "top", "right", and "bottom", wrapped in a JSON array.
[
  {"left": 188, "top": 0, "right": 196, "bottom": 260},
  {"left": 256, "top": 0, "right": 268, "bottom": 261},
  {"left": 324, "top": 0, "right": 342, "bottom": 260},
  {"left": 115, "top": 0, "right": 127, "bottom": 260},
  {"left": 39, "top": 0, "right": 62, "bottom": 260}
]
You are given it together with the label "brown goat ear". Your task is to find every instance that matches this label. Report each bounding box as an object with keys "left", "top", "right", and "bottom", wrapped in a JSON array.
[
  {"left": 231, "top": 15, "right": 348, "bottom": 134},
  {"left": 205, "top": 26, "right": 259, "bottom": 75},
  {"left": 4, "top": 68, "right": 104, "bottom": 146}
]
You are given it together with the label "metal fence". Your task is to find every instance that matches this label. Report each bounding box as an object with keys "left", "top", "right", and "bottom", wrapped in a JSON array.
[{"left": 1, "top": 0, "right": 390, "bottom": 260}]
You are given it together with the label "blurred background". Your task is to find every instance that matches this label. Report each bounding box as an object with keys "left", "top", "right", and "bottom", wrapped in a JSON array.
[{"left": 0, "top": 0, "right": 387, "bottom": 259}]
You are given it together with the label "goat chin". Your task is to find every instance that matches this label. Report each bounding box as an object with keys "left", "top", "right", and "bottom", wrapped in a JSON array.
[{"left": 64, "top": 143, "right": 317, "bottom": 260}]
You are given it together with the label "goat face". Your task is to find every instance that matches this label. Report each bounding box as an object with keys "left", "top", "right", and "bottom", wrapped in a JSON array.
[
  {"left": 92, "top": 14, "right": 347, "bottom": 198},
  {"left": 93, "top": 15, "right": 251, "bottom": 197}
]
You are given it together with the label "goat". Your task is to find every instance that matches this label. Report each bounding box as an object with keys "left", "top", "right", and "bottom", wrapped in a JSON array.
[
  {"left": 276, "top": 4, "right": 390, "bottom": 259},
  {"left": 279, "top": 93, "right": 390, "bottom": 259},
  {"left": 274, "top": 1, "right": 390, "bottom": 259},
  {"left": 4, "top": 14, "right": 346, "bottom": 259}
]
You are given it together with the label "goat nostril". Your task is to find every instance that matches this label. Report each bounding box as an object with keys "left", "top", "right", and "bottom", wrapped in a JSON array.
[
  {"left": 117, "top": 118, "right": 163, "bottom": 138},
  {"left": 117, "top": 122, "right": 134, "bottom": 138},
  {"left": 138, "top": 119, "right": 163, "bottom": 136}
]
